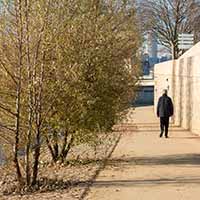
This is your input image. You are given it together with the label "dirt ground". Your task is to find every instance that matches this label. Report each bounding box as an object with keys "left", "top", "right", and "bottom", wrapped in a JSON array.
[
  {"left": 86, "top": 106, "right": 200, "bottom": 200},
  {"left": 0, "top": 133, "right": 120, "bottom": 200}
]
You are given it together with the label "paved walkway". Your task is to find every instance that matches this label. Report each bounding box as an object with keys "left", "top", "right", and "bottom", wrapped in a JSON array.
[{"left": 86, "top": 106, "right": 200, "bottom": 200}]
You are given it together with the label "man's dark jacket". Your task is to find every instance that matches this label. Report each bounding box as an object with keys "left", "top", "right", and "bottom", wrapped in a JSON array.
[{"left": 157, "top": 94, "right": 174, "bottom": 117}]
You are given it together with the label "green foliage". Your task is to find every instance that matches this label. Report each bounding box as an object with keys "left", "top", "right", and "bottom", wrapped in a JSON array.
[
  {"left": 0, "top": 0, "right": 141, "bottom": 187},
  {"left": 47, "top": 0, "right": 140, "bottom": 133}
]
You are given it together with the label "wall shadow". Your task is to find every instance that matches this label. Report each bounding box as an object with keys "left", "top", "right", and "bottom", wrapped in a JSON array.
[
  {"left": 106, "top": 153, "right": 200, "bottom": 166},
  {"left": 116, "top": 129, "right": 191, "bottom": 133},
  {"left": 90, "top": 176, "right": 200, "bottom": 188}
]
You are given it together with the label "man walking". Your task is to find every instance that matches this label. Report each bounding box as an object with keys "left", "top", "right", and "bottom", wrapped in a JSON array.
[{"left": 157, "top": 89, "right": 174, "bottom": 138}]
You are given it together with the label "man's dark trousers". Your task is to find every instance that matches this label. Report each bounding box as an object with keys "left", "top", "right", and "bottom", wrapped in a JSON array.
[{"left": 160, "top": 117, "right": 169, "bottom": 137}]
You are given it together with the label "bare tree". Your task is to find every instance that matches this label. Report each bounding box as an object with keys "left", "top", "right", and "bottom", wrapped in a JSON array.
[
  {"left": 187, "top": 0, "right": 200, "bottom": 43},
  {"left": 139, "top": 0, "right": 200, "bottom": 59}
]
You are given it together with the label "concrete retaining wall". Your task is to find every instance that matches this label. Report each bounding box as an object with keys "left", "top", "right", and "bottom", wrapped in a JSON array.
[{"left": 154, "top": 42, "right": 200, "bottom": 135}]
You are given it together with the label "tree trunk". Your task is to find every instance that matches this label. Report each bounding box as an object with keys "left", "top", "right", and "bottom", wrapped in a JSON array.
[
  {"left": 14, "top": 88, "right": 22, "bottom": 184},
  {"left": 60, "top": 134, "right": 74, "bottom": 163},
  {"left": 32, "top": 53, "right": 45, "bottom": 186},
  {"left": 32, "top": 128, "right": 40, "bottom": 186},
  {"left": 14, "top": 0, "right": 23, "bottom": 185},
  {"left": 25, "top": 0, "right": 33, "bottom": 187}
]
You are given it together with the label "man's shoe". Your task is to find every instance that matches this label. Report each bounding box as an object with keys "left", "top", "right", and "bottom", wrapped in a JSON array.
[
  {"left": 159, "top": 133, "right": 163, "bottom": 137},
  {"left": 165, "top": 135, "right": 169, "bottom": 138}
]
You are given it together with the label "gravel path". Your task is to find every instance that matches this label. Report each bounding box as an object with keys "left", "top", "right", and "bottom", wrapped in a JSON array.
[{"left": 86, "top": 106, "right": 200, "bottom": 200}]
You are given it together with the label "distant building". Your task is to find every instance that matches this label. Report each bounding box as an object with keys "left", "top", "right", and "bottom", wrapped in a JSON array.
[
  {"left": 159, "top": 56, "right": 171, "bottom": 63},
  {"left": 142, "top": 32, "right": 158, "bottom": 75},
  {"left": 147, "top": 32, "right": 158, "bottom": 59},
  {"left": 134, "top": 32, "right": 172, "bottom": 106}
]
